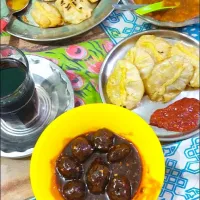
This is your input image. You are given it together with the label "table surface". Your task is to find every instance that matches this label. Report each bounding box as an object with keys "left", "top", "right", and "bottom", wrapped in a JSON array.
[{"left": 1, "top": 26, "right": 107, "bottom": 200}]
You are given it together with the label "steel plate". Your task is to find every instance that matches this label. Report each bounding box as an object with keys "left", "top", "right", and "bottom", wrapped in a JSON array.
[
  {"left": 2, "top": 0, "right": 119, "bottom": 41},
  {"left": 99, "top": 30, "right": 199, "bottom": 142},
  {"left": 1, "top": 55, "right": 74, "bottom": 158}
]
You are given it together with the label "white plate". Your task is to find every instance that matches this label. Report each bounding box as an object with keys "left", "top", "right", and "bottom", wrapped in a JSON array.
[{"left": 99, "top": 30, "right": 199, "bottom": 142}]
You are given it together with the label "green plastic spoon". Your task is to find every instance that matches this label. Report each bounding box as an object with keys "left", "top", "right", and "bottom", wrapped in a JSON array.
[
  {"left": 113, "top": 1, "right": 179, "bottom": 15},
  {"left": 136, "top": 1, "right": 178, "bottom": 15}
]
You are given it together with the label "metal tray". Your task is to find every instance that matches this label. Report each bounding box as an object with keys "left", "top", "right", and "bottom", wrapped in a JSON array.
[
  {"left": 99, "top": 30, "right": 199, "bottom": 142},
  {"left": 1, "top": 55, "right": 74, "bottom": 158},
  {"left": 2, "top": 0, "right": 119, "bottom": 41},
  {"left": 122, "top": 0, "right": 200, "bottom": 27}
]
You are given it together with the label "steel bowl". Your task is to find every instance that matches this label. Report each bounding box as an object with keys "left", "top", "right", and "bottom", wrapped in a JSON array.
[{"left": 122, "top": 0, "right": 200, "bottom": 27}]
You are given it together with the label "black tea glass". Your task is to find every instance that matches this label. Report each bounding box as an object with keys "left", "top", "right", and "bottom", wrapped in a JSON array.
[{"left": 0, "top": 45, "right": 39, "bottom": 127}]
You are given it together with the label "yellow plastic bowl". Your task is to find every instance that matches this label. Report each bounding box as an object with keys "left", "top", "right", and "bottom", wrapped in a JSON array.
[{"left": 30, "top": 104, "right": 165, "bottom": 200}]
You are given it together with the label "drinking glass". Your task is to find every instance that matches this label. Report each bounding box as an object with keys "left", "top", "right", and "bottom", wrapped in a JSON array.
[{"left": 0, "top": 45, "right": 39, "bottom": 127}]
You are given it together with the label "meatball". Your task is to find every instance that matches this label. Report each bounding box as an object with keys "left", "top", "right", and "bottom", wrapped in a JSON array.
[
  {"left": 56, "top": 155, "right": 82, "bottom": 179},
  {"left": 63, "top": 180, "right": 86, "bottom": 200},
  {"left": 71, "top": 137, "right": 93, "bottom": 162},
  {"left": 107, "top": 176, "right": 131, "bottom": 200},
  {"left": 86, "top": 158, "right": 110, "bottom": 194},
  {"left": 107, "top": 144, "right": 131, "bottom": 163},
  {"left": 92, "top": 128, "right": 115, "bottom": 152}
]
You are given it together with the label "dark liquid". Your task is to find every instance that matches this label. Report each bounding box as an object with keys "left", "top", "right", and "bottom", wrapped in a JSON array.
[
  {"left": 0, "top": 58, "right": 38, "bottom": 126},
  {"left": 56, "top": 132, "right": 142, "bottom": 200},
  {"left": 0, "top": 65, "right": 26, "bottom": 97}
]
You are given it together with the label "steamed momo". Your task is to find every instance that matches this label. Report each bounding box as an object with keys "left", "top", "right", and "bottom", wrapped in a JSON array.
[
  {"left": 55, "top": 0, "right": 96, "bottom": 24},
  {"left": 170, "top": 42, "right": 199, "bottom": 88},
  {"left": 135, "top": 35, "right": 172, "bottom": 63},
  {"left": 125, "top": 47, "right": 155, "bottom": 80},
  {"left": 145, "top": 55, "right": 194, "bottom": 103},
  {"left": 106, "top": 60, "right": 144, "bottom": 109}
]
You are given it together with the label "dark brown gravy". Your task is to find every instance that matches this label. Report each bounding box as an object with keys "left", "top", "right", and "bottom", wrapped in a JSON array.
[{"left": 55, "top": 129, "right": 142, "bottom": 200}]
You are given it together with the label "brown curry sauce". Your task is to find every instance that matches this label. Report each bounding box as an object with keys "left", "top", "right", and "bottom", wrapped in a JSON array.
[
  {"left": 150, "top": 98, "right": 200, "bottom": 133},
  {"left": 135, "top": 0, "right": 200, "bottom": 22},
  {"left": 54, "top": 128, "right": 142, "bottom": 200}
]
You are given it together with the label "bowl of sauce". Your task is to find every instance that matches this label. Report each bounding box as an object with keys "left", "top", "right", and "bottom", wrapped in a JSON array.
[
  {"left": 129, "top": 0, "right": 199, "bottom": 27},
  {"left": 55, "top": 129, "right": 142, "bottom": 200},
  {"left": 30, "top": 104, "right": 165, "bottom": 200}
]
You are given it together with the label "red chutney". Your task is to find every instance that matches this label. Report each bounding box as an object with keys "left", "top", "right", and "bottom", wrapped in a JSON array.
[{"left": 150, "top": 98, "right": 200, "bottom": 133}]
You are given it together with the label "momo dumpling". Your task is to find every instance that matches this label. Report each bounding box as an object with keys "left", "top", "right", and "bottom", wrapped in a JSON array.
[
  {"left": 31, "top": 2, "right": 64, "bottom": 28},
  {"left": 125, "top": 47, "right": 155, "bottom": 80},
  {"left": 170, "top": 42, "right": 199, "bottom": 88},
  {"left": 106, "top": 60, "right": 144, "bottom": 109},
  {"left": 55, "top": 0, "right": 96, "bottom": 24},
  {"left": 136, "top": 35, "right": 172, "bottom": 63},
  {"left": 145, "top": 55, "right": 194, "bottom": 103}
]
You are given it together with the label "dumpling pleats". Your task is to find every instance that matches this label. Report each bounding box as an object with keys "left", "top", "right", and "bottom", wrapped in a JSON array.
[
  {"left": 145, "top": 55, "right": 194, "bottom": 102},
  {"left": 106, "top": 60, "right": 144, "bottom": 109}
]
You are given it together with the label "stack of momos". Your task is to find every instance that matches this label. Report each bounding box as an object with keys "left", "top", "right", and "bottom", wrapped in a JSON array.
[
  {"left": 31, "top": 0, "right": 99, "bottom": 28},
  {"left": 106, "top": 35, "right": 199, "bottom": 109}
]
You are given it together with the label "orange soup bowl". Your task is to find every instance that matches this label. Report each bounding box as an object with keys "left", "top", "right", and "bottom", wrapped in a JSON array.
[{"left": 30, "top": 104, "right": 165, "bottom": 200}]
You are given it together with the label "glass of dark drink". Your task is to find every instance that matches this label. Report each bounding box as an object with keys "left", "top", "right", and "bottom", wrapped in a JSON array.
[{"left": 0, "top": 45, "right": 39, "bottom": 128}]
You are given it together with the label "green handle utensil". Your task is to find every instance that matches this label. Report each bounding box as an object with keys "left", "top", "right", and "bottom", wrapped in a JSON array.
[
  {"left": 136, "top": 1, "right": 178, "bottom": 15},
  {"left": 113, "top": 1, "right": 179, "bottom": 15}
]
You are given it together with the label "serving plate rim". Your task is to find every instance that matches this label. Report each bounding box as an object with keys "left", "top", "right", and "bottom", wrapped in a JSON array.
[{"left": 99, "top": 29, "right": 199, "bottom": 142}]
